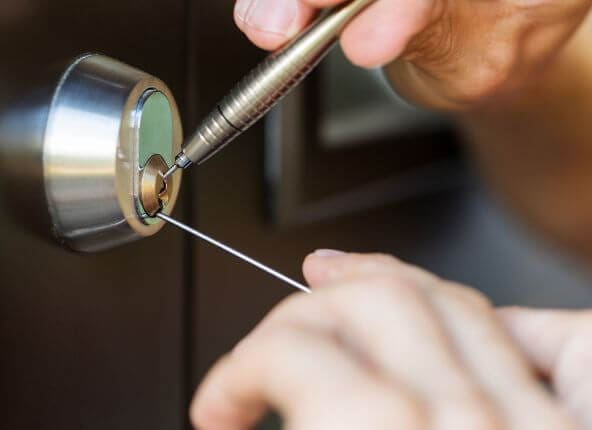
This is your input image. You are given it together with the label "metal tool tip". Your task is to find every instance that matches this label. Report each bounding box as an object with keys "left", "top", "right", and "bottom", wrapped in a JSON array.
[{"left": 162, "top": 164, "right": 179, "bottom": 180}]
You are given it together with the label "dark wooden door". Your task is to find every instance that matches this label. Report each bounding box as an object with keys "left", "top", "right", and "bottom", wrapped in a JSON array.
[
  {"left": 0, "top": 1, "right": 191, "bottom": 429},
  {"left": 2, "top": 2, "right": 591, "bottom": 430}
]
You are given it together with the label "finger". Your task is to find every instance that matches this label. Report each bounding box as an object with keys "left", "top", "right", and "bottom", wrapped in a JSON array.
[
  {"left": 191, "top": 323, "right": 422, "bottom": 430},
  {"left": 303, "top": 251, "right": 433, "bottom": 288},
  {"left": 497, "top": 308, "right": 588, "bottom": 376},
  {"left": 234, "top": 0, "right": 440, "bottom": 67},
  {"left": 340, "top": 0, "right": 440, "bottom": 67},
  {"left": 322, "top": 280, "right": 507, "bottom": 429},
  {"left": 251, "top": 280, "right": 503, "bottom": 429},
  {"left": 302, "top": 0, "right": 441, "bottom": 66},
  {"left": 498, "top": 308, "right": 592, "bottom": 429},
  {"left": 301, "top": 0, "right": 347, "bottom": 7},
  {"left": 428, "top": 287, "right": 575, "bottom": 430},
  {"left": 304, "top": 253, "right": 573, "bottom": 429},
  {"left": 234, "top": 0, "right": 316, "bottom": 50}
]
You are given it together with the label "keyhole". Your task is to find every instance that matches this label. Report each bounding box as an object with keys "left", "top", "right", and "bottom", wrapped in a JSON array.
[{"left": 140, "top": 154, "right": 173, "bottom": 217}]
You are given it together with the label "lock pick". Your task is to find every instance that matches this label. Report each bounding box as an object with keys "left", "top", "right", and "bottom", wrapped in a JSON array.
[{"left": 157, "top": 213, "right": 312, "bottom": 294}]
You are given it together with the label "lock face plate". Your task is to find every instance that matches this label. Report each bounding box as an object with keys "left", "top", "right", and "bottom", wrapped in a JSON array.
[
  {"left": 135, "top": 90, "right": 177, "bottom": 224},
  {"left": 40, "top": 54, "right": 183, "bottom": 252},
  {"left": 138, "top": 91, "right": 174, "bottom": 169}
]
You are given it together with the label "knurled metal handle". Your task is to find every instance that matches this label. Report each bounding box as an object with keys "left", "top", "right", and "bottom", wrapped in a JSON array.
[{"left": 181, "top": 0, "right": 376, "bottom": 166}]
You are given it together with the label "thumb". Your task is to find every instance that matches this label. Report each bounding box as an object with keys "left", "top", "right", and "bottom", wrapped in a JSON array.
[
  {"left": 234, "top": 0, "right": 316, "bottom": 51},
  {"left": 497, "top": 307, "right": 592, "bottom": 427}
]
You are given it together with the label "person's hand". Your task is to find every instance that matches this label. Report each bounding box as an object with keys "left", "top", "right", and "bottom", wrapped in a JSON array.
[
  {"left": 233, "top": 0, "right": 592, "bottom": 109},
  {"left": 191, "top": 251, "right": 583, "bottom": 429},
  {"left": 499, "top": 307, "right": 592, "bottom": 429}
]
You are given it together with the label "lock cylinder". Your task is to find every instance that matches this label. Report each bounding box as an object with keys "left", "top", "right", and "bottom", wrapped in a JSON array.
[
  {"left": 135, "top": 89, "right": 179, "bottom": 221},
  {"left": 0, "top": 54, "right": 183, "bottom": 252},
  {"left": 140, "top": 154, "right": 173, "bottom": 218}
]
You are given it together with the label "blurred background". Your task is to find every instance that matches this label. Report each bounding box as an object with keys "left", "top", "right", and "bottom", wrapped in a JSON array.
[{"left": 1, "top": 1, "right": 591, "bottom": 429}]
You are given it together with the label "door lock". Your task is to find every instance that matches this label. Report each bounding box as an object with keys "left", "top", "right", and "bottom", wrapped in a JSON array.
[
  {"left": 140, "top": 154, "right": 173, "bottom": 218},
  {"left": 0, "top": 54, "right": 183, "bottom": 252}
]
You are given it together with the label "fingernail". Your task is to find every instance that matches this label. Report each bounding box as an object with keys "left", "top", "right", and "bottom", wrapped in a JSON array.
[
  {"left": 314, "top": 249, "right": 346, "bottom": 258},
  {"left": 237, "top": 0, "right": 298, "bottom": 35},
  {"left": 234, "top": 0, "right": 251, "bottom": 22}
]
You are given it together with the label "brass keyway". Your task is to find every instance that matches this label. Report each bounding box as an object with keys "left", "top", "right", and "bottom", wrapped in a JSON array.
[{"left": 140, "top": 154, "right": 173, "bottom": 217}]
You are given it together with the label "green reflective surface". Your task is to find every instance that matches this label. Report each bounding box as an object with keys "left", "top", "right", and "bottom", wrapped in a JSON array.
[
  {"left": 139, "top": 90, "right": 173, "bottom": 167},
  {"left": 137, "top": 90, "right": 174, "bottom": 224}
]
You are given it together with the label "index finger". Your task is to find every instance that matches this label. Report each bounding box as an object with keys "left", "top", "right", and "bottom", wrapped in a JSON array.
[{"left": 191, "top": 324, "right": 420, "bottom": 430}]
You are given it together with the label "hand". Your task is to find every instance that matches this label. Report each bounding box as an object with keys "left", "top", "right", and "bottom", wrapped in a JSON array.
[
  {"left": 499, "top": 307, "right": 592, "bottom": 429},
  {"left": 233, "top": 0, "right": 592, "bottom": 109},
  {"left": 191, "top": 251, "right": 579, "bottom": 429}
]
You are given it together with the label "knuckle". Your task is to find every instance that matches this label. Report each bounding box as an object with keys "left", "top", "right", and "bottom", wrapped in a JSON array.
[
  {"left": 578, "top": 311, "right": 592, "bottom": 326},
  {"left": 323, "top": 252, "right": 405, "bottom": 278},
  {"left": 455, "top": 55, "right": 515, "bottom": 104},
  {"left": 346, "top": 274, "right": 394, "bottom": 297},
  {"left": 274, "top": 293, "right": 309, "bottom": 315},
  {"left": 410, "top": 0, "right": 441, "bottom": 28},
  {"left": 444, "top": 282, "right": 493, "bottom": 311},
  {"left": 556, "top": 315, "right": 592, "bottom": 388},
  {"left": 344, "top": 273, "right": 427, "bottom": 312},
  {"left": 439, "top": 393, "right": 503, "bottom": 430},
  {"left": 457, "top": 408, "right": 503, "bottom": 430},
  {"left": 411, "top": 31, "right": 517, "bottom": 105},
  {"left": 530, "top": 405, "right": 578, "bottom": 430},
  {"left": 570, "top": 314, "right": 592, "bottom": 352},
  {"left": 357, "top": 253, "right": 404, "bottom": 271},
  {"left": 366, "top": 388, "right": 427, "bottom": 429},
  {"left": 512, "top": 0, "right": 589, "bottom": 18},
  {"left": 351, "top": 253, "right": 435, "bottom": 283},
  {"left": 381, "top": 403, "right": 426, "bottom": 428},
  {"left": 405, "top": 9, "right": 457, "bottom": 66},
  {"left": 364, "top": 273, "right": 422, "bottom": 297},
  {"left": 316, "top": 388, "right": 427, "bottom": 428}
]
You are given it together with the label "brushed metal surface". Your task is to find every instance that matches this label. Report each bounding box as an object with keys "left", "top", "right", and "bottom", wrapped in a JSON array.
[{"left": 37, "top": 54, "right": 182, "bottom": 251}]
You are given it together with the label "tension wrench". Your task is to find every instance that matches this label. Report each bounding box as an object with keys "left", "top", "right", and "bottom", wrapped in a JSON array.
[{"left": 157, "top": 213, "right": 312, "bottom": 294}]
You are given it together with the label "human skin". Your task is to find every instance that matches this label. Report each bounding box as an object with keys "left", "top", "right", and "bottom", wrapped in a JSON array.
[
  {"left": 232, "top": 0, "right": 592, "bottom": 109},
  {"left": 192, "top": 252, "right": 592, "bottom": 429},
  {"left": 191, "top": 1, "right": 592, "bottom": 428},
  {"left": 233, "top": 0, "right": 592, "bottom": 262}
]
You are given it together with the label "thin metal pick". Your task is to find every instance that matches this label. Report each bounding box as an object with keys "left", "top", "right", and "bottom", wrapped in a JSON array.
[
  {"left": 162, "top": 164, "right": 178, "bottom": 180},
  {"left": 156, "top": 212, "right": 312, "bottom": 294}
]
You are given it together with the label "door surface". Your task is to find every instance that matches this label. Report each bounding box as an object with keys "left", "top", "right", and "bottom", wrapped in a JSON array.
[
  {"left": 2, "top": 2, "right": 592, "bottom": 430},
  {"left": 0, "top": 1, "right": 190, "bottom": 429}
]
